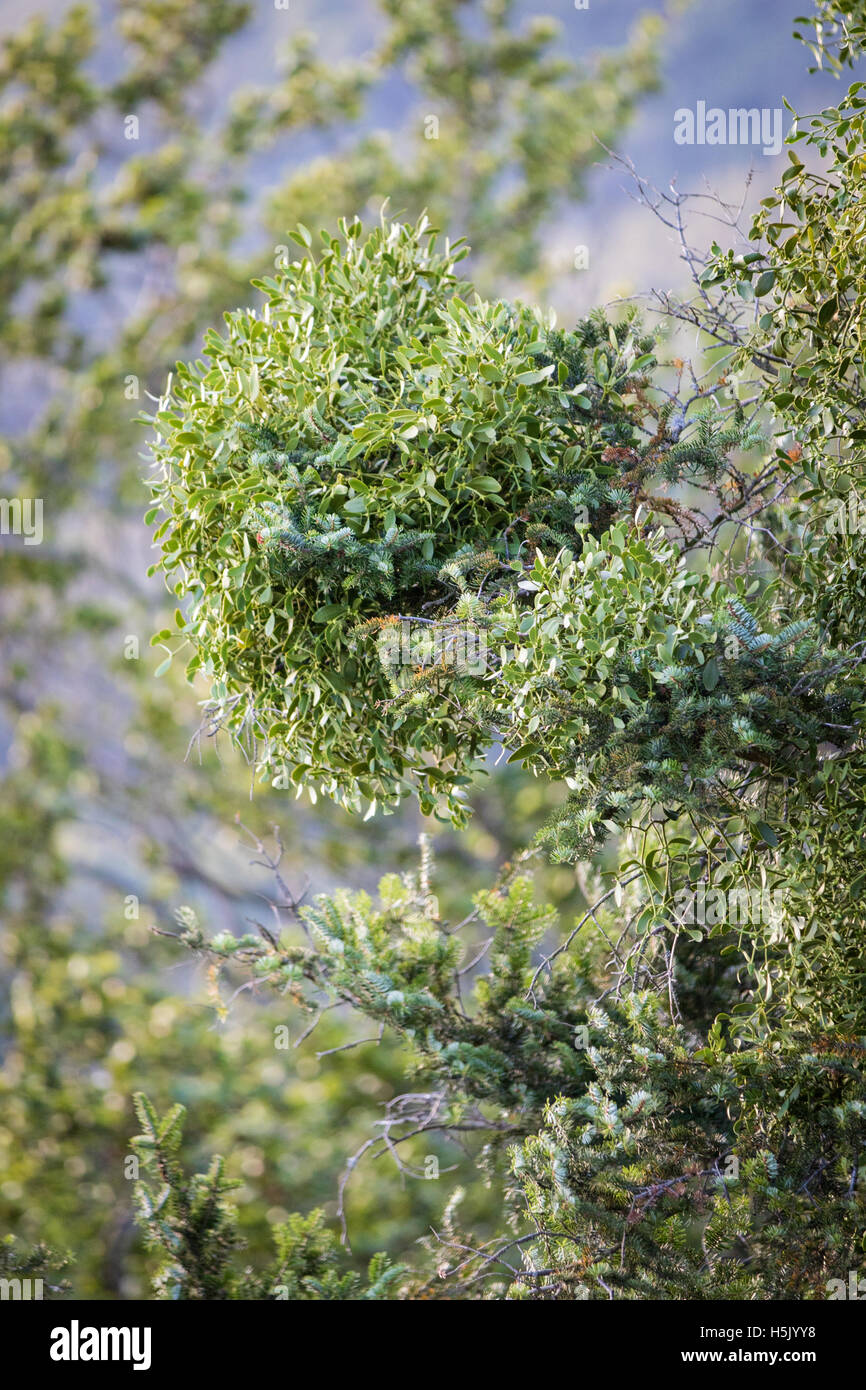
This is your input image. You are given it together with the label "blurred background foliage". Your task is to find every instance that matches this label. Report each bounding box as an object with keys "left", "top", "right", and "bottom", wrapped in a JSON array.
[{"left": 0, "top": 0, "right": 835, "bottom": 1296}]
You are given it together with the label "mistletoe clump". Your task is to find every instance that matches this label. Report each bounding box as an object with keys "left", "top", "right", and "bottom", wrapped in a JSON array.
[{"left": 148, "top": 214, "right": 761, "bottom": 823}]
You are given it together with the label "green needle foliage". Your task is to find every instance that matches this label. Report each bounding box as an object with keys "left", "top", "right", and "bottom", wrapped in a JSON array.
[
  {"left": 423, "top": 530, "right": 847, "bottom": 862},
  {"left": 177, "top": 855, "right": 582, "bottom": 1112},
  {"left": 167, "top": 838, "right": 866, "bottom": 1300},
  {"left": 0, "top": 1236, "right": 70, "bottom": 1301},
  {"left": 131, "top": 1094, "right": 404, "bottom": 1300},
  {"left": 510, "top": 1016, "right": 866, "bottom": 1301}
]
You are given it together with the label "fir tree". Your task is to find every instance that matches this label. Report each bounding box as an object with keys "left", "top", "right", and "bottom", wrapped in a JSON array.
[{"left": 130, "top": 1093, "right": 404, "bottom": 1300}]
